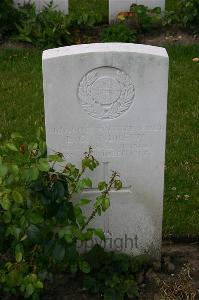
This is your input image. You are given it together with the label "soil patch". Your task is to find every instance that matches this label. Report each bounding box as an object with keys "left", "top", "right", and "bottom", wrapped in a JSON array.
[
  {"left": 0, "top": 40, "right": 35, "bottom": 50},
  {"left": 140, "top": 30, "right": 199, "bottom": 46},
  {"left": 1, "top": 29, "right": 198, "bottom": 50},
  {"left": 41, "top": 242, "right": 199, "bottom": 300},
  {"left": 139, "top": 241, "right": 199, "bottom": 300}
]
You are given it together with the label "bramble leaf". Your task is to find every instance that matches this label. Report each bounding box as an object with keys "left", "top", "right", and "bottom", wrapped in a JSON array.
[
  {"left": 12, "top": 191, "right": 23, "bottom": 204},
  {"left": 15, "top": 244, "right": 23, "bottom": 263},
  {"left": 48, "top": 154, "right": 64, "bottom": 162},
  {"left": 30, "top": 212, "right": 44, "bottom": 224},
  {"left": 79, "top": 198, "right": 91, "bottom": 206},
  {"left": 0, "top": 164, "right": 8, "bottom": 177},
  {"left": 52, "top": 242, "right": 65, "bottom": 262},
  {"left": 79, "top": 260, "right": 91, "bottom": 274},
  {"left": 98, "top": 181, "right": 107, "bottom": 191},
  {"left": 6, "top": 143, "right": 18, "bottom": 152},
  {"left": 25, "top": 283, "right": 34, "bottom": 298},
  {"left": 0, "top": 195, "right": 10, "bottom": 210},
  {"left": 102, "top": 197, "right": 110, "bottom": 211},
  {"left": 95, "top": 228, "right": 105, "bottom": 241},
  {"left": 38, "top": 158, "right": 50, "bottom": 172},
  {"left": 114, "top": 180, "right": 122, "bottom": 190},
  {"left": 11, "top": 132, "right": 23, "bottom": 139},
  {"left": 9, "top": 164, "right": 19, "bottom": 176}
]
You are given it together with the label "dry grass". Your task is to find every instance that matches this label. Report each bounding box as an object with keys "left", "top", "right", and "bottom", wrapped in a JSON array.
[{"left": 159, "top": 264, "right": 198, "bottom": 300}]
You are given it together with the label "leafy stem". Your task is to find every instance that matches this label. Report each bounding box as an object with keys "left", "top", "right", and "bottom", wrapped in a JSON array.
[{"left": 81, "top": 171, "right": 118, "bottom": 231}]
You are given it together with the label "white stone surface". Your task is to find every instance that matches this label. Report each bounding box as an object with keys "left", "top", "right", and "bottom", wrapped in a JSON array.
[
  {"left": 14, "top": 0, "right": 68, "bottom": 13},
  {"left": 109, "top": 0, "right": 132, "bottom": 23},
  {"left": 137, "top": 0, "right": 165, "bottom": 9},
  {"left": 109, "top": 0, "right": 165, "bottom": 22},
  {"left": 43, "top": 43, "right": 169, "bottom": 257}
]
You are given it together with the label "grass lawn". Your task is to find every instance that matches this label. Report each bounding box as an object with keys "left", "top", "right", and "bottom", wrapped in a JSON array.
[
  {"left": 69, "top": 0, "right": 178, "bottom": 14},
  {"left": 165, "top": 0, "right": 179, "bottom": 11},
  {"left": 0, "top": 45, "right": 199, "bottom": 238},
  {"left": 69, "top": 0, "right": 178, "bottom": 21},
  {"left": 0, "top": 49, "right": 43, "bottom": 141},
  {"left": 69, "top": 0, "right": 108, "bottom": 21},
  {"left": 163, "top": 45, "right": 199, "bottom": 238}
]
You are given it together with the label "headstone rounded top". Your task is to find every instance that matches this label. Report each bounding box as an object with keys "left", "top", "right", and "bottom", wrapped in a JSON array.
[{"left": 43, "top": 43, "right": 168, "bottom": 60}]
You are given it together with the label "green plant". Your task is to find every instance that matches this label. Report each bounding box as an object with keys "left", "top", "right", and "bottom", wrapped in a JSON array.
[
  {"left": 14, "top": 2, "right": 104, "bottom": 48},
  {"left": 69, "top": 0, "right": 108, "bottom": 25},
  {"left": 166, "top": 0, "right": 179, "bottom": 11},
  {"left": 0, "top": 0, "right": 20, "bottom": 37},
  {"left": 0, "top": 128, "right": 122, "bottom": 298},
  {"left": 13, "top": 1, "right": 108, "bottom": 48},
  {"left": 101, "top": 24, "right": 137, "bottom": 43},
  {"left": 83, "top": 245, "right": 151, "bottom": 299},
  {"left": 70, "top": 11, "right": 103, "bottom": 28},
  {"left": 130, "top": 4, "right": 162, "bottom": 32},
  {"left": 14, "top": 2, "right": 72, "bottom": 48},
  {"left": 163, "top": 10, "right": 179, "bottom": 27},
  {"left": 164, "top": 0, "right": 199, "bottom": 31},
  {"left": 178, "top": 0, "right": 199, "bottom": 29}
]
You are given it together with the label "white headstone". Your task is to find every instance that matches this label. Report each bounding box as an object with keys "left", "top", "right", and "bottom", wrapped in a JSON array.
[
  {"left": 137, "top": 0, "right": 165, "bottom": 9},
  {"left": 109, "top": 0, "right": 132, "bottom": 23},
  {"left": 43, "top": 43, "right": 169, "bottom": 258},
  {"left": 14, "top": 0, "right": 68, "bottom": 13},
  {"left": 109, "top": 0, "right": 165, "bottom": 22}
]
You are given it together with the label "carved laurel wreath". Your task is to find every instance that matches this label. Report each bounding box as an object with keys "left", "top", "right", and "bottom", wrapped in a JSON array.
[{"left": 78, "top": 70, "right": 135, "bottom": 119}]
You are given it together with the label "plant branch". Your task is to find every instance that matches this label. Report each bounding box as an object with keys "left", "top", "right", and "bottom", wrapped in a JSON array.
[{"left": 81, "top": 171, "right": 118, "bottom": 231}]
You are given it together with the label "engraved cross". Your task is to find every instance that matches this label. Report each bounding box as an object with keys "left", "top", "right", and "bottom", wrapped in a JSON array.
[{"left": 83, "top": 161, "right": 132, "bottom": 236}]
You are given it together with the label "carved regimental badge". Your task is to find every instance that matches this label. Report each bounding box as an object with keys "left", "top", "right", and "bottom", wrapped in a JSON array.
[{"left": 78, "top": 67, "right": 135, "bottom": 119}]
